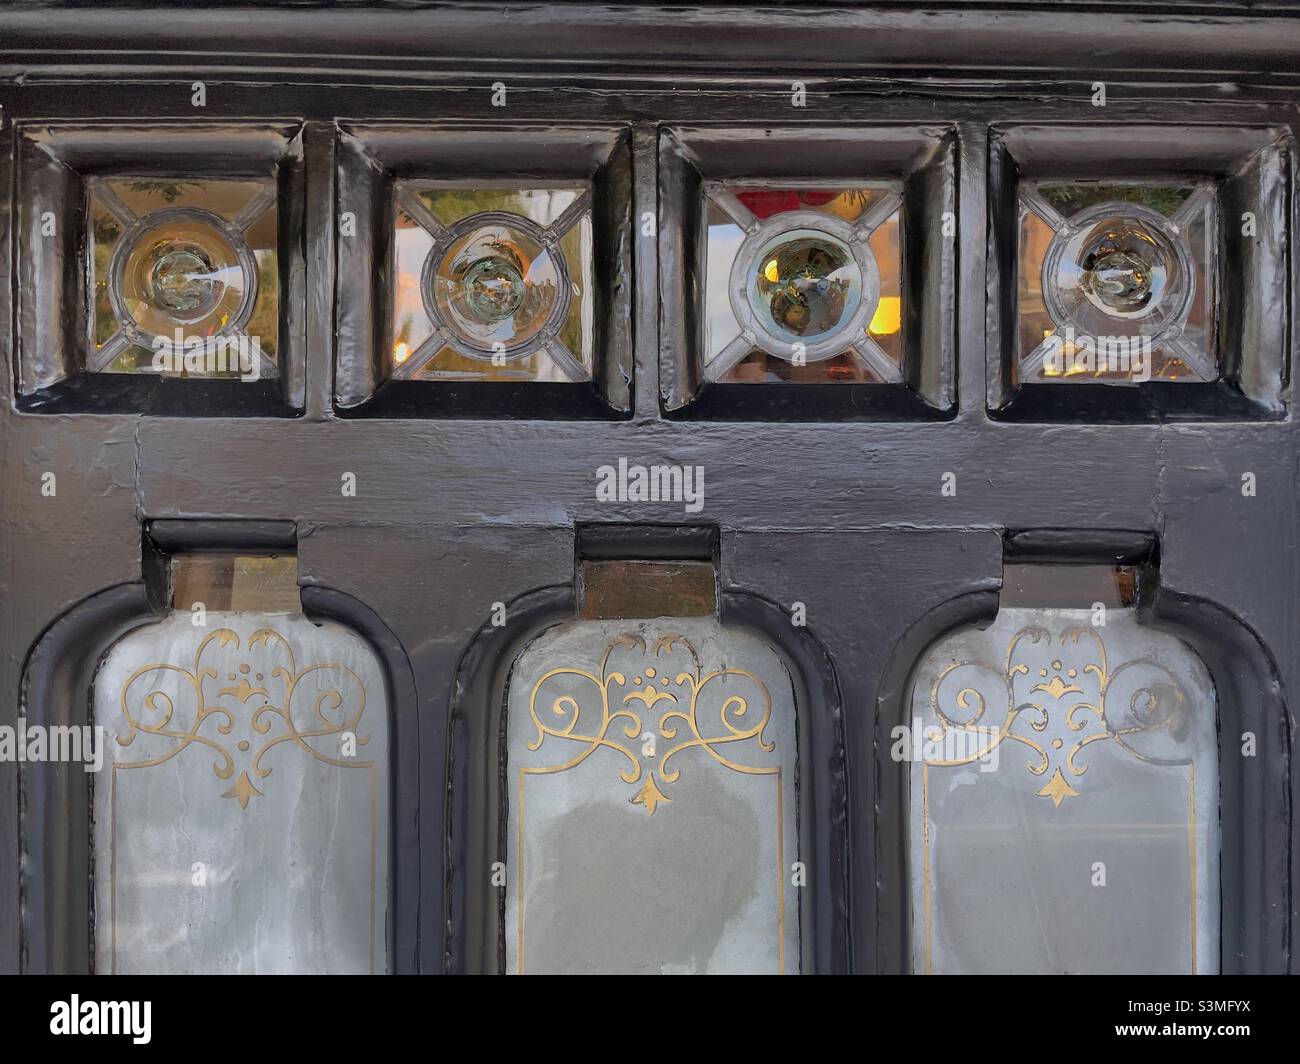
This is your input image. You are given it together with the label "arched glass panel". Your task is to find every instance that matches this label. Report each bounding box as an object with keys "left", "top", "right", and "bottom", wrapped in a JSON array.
[
  {"left": 93, "top": 590, "right": 389, "bottom": 974},
  {"left": 506, "top": 618, "right": 799, "bottom": 974},
  {"left": 909, "top": 605, "right": 1218, "bottom": 974}
]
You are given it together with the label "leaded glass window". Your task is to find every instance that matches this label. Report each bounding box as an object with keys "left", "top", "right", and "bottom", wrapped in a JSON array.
[
  {"left": 1017, "top": 182, "right": 1216, "bottom": 384},
  {"left": 88, "top": 177, "right": 280, "bottom": 380},
  {"left": 703, "top": 183, "right": 905, "bottom": 384},
  {"left": 389, "top": 182, "right": 594, "bottom": 383}
]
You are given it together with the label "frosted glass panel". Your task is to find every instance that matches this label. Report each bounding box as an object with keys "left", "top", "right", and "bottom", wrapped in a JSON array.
[
  {"left": 507, "top": 618, "right": 799, "bottom": 974},
  {"left": 93, "top": 612, "right": 388, "bottom": 974},
  {"left": 909, "top": 607, "right": 1218, "bottom": 974}
]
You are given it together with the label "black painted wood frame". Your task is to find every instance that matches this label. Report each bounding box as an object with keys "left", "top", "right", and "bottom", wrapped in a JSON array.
[{"left": 0, "top": 1, "right": 1296, "bottom": 975}]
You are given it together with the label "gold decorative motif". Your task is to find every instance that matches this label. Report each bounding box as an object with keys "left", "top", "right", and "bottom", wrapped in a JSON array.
[
  {"left": 524, "top": 632, "right": 775, "bottom": 816},
  {"left": 629, "top": 773, "right": 671, "bottom": 815},
  {"left": 222, "top": 771, "right": 263, "bottom": 810},
  {"left": 114, "top": 627, "right": 371, "bottom": 809},
  {"left": 1036, "top": 767, "right": 1080, "bottom": 807},
  {"left": 926, "top": 623, "right": 1193, "bottom": 806},
  {"left": 1033, "top": 675, "right": 1082, "bottom": 700}
]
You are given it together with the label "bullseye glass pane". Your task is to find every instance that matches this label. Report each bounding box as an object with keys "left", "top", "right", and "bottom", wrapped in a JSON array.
[{"left": 88, "top": 177, "right": 279, "bottom": 379}]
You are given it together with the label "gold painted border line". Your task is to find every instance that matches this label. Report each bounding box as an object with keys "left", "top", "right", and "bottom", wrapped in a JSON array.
[
  {"left": 370, "top": 762, "right": 378, "bottom": 976},
  {"left": 111, "top": 762, "right": 118, "bottom": 975},
  {"left": 518, "top": 767, "right": 527, "bottom": 975},
  {"left": 1189, "top": 762, "right": 1197, "bottom": 975},
  {"left": 923, "top": 762, "right": 931, "bottom": 976},
  {"left": 776, "top": 766, "right": 785, "bottom": 976}
]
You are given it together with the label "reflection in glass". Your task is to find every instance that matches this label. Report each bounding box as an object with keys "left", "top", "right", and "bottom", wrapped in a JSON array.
[
  {"left": 909, "top": 606, "right": 1219, "bottom": 974},
  {"left": 429, "top": 217, "right": 565, "bottom": 354},
  {"left": 117, "top": 215, "right": 249, "bottom": 336},
  {"left": 748, "top": 229, "right": 861, "bottom": 341},
  {"left": 170, "top": 553, "right": 300, "bottom": 612}
]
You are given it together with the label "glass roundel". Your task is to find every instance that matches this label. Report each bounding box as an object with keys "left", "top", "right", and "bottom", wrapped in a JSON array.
[
  {"left": 748, "top": 229, "right": 862, "bottom": 341},
  {"left": 425, "top": 213, "right": 569, "bottom": 357},
  {"left": 728, "top": 210, "right": 881, "bottom": 362},
  {"left": 1042, "top": 203, "right": 1193, "bottom": 341},
  {"left": 110, "top": 208, "right": 257, "bottom": 343}
]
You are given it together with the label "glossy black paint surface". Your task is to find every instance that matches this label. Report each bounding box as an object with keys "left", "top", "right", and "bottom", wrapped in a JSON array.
[{"left": 0, "top": 1, "right": 1295, "bottom": 974}]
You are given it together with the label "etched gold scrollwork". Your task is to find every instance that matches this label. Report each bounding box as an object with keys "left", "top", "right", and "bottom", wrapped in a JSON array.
[
  {"left": 925, "top": 622, "right": 1191, "bottom": 806},
  {"left": 525, "top": 632, "right": 776, "bottom": 815},
  {"left": 116, "top": 626, "right": 371, "bottom": 809}
]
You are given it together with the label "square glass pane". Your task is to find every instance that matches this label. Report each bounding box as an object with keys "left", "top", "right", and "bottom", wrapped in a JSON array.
[
  {"left": 1017, "top": 181, "right": 1217, "bottom": 384},
  {"left": 88, "top": 177, "right": 279, "bottom": 380},
  {"left": 703, "top": 183, "right": 905, "bottom": 384},
  {"left": 389, "top": 182, "right": 594, "bottom": 383}
]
